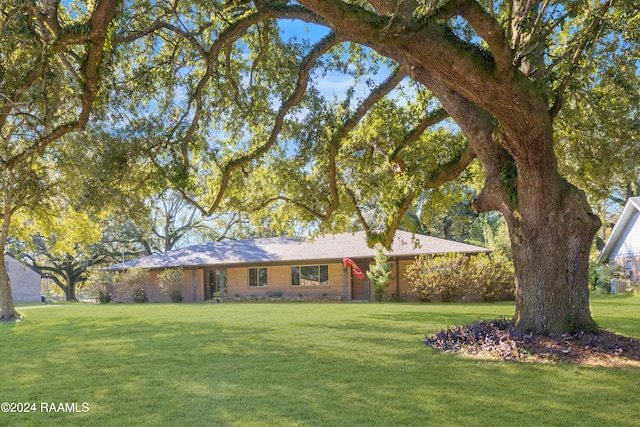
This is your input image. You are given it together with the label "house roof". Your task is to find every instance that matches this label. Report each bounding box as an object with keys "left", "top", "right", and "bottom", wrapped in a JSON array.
[
  {"left": 599, "top": 197, "right": 640, "bottom": 262},
  {"left": 105, "top": 230, "right": 489, "bottom": 271},
  {"left": 4, "top": 252, "right": 43, "bottom": 277}
]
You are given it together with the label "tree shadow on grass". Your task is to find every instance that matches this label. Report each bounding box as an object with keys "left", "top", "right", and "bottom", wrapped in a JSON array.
[{"left": 2, "top": 307, "right": 640, "bottom": 426}]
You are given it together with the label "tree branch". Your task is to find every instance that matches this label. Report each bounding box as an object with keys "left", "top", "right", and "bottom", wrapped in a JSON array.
[
  {"left": 549, "top": 0, "right": 615, "bottom": 118},
  {"left": 347, "top": 141, "right": 476, "bottom": 250},
  {"left": 258, "top": 196, "right": 329, "bottom": 222},
  {"left": 260, "top": 64, "right": 410, "bottom": 221},
  {"left": 389, "top": 107, "right": 449, "bottom": 161},
  {"left": 297, "top": 0, "right": 551, "bottom": 145},
  {"left": 2, "top": 0, "right": 120, "bottom": 169},
  {"left": 165, "top": 9, "right": 280, "bottom": 175},
  {"left": 204, "top": 32, "right": 341, "bottom": 216},
  {"left": 441, "top": 0, "right": 514, "bottom": 76},
  {"left": 344, "top": 186, "right": 372, "bottom": 234}
]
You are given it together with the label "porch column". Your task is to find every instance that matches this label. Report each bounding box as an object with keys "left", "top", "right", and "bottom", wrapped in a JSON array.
[
  {"left": 220, "top": 268, "right": 226, "bottom": 298},
  {"left": 365, "top": 261, "right": 370, "bottom": 301},
  {"left": 192, "top": 268, "right": 197, "bottom": 302},
  {"left": 343, "top": 266, "right": 349, "bottom": 302},
  {"left": 395, "top": 258, "right": 400, "bottom": 300}
]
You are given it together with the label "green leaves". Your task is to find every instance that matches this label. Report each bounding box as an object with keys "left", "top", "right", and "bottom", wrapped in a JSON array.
[
  {"left": 366, "top": 244, "right": 392, "bottom": 302},
  {"left": 405, "top": 251, "right": 514, "bottom": 303},
  {"left": 157, "top": 268, "right": 185, "bottom": 302},
  {"left": 554, "top": 32, "right": 640, "bottom": 208}
]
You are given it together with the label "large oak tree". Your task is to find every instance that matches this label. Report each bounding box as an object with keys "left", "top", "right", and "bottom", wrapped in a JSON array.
[
  {"left": 109, "top": 0, "right": 637, "bottom": 335},
  {"left": 303, "top": 0, "right": 637, "bottom": 336}
]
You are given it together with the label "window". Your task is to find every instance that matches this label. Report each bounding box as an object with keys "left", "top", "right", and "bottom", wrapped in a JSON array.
[
  {"left": 249, "top": 267, "right": 268, "bottom": 287},
  {"left": 291, "top": 265, "right": 329, "bottom": 286}
]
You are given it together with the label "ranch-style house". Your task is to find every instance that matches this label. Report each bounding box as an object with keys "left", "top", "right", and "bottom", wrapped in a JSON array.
[{"left": 106, "top": 230, "right": 489, "bottom": 302}]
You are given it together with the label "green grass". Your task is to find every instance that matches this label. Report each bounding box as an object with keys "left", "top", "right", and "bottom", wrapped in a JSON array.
[{"left": 1, "top": 298, "right": 640, "bottom": 426}]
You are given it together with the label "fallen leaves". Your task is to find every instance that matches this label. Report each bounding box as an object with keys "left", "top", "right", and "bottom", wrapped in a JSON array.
[{"left": 425, "top": 319, "right": 640, "bottom": 367}]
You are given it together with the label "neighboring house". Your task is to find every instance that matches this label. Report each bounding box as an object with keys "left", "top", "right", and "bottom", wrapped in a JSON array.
[
  {"left": 599, "top": 197, "right": 640, "bottom": 283},
  {"left": 4, "top": 253, "right": 42, "bottom": 303},
  {"left": 106, "top": 230, "right": 489, "bottom": 303}
]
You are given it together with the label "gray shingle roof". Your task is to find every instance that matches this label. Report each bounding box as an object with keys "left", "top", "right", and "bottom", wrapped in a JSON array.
[{"left": 105, "top": 230, "right": 489, "bottom": 271}]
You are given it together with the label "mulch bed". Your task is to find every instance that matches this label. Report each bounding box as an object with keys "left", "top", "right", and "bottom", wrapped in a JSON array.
[{"left": 425, "top": 319, "right": 640, "bottom": 367}]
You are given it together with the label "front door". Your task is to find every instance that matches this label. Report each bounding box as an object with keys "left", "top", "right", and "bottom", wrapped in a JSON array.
[
  {"left": 351, "top": 260, "right": 368, "bottom": 301},
  {"left": 204, "top": 269, "right": 220, "bottom": 300}
]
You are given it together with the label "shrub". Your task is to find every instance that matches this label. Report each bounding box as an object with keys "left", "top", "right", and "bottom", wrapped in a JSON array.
[
  {"left": 367, "top": 244, "right": 392, "bottom": 302},
  {"left": 117, "top": 268, "right": 150, "bottom": 303},
  {"left": 405, "top": 251, "right": 515, "bottom": 302},
  {"left": 84, "top": 269, "right": 115, "bottom": 304},
  {"left": 589, "top": 262, "right": 610, "bottom": 293},
  {"left": 405, "top": 253, "right": 466, "bottom": 302},
  {"left": 157, "top": 268, "right": 184, "bottom": 303},
  {"left": 467, "top": 251, "right": 515, "bottom": 302},
  {"left": 98, "top": 289, "right": 112, "bottom": 304},
  {"left": 588, "top": 262, "right": 626, "bottom": 294},
  {"left": 132, "top": 288, "right": 148, "bottom": 304}
]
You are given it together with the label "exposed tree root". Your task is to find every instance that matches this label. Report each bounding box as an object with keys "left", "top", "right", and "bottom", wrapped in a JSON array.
[{"left": 0, "top": 311, "right": 23, "bottom": 322}]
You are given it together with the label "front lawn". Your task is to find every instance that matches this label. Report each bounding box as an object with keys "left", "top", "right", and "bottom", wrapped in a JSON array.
[{"left": 1, "top": 298, "right": 639, "bottom": 426}]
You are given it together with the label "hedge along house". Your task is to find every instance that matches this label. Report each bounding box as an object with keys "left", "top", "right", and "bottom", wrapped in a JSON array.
[
  {"left": 599, "top": 197, "right": 640, "bottom": 284},
  {"left": 105, "top": 231, "right": 489, "bottom": 303}
]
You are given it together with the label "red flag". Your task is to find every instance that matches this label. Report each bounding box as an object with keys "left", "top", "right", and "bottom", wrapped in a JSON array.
[{"left": 343, "top": 258, "right": 365, "bottom": 279}]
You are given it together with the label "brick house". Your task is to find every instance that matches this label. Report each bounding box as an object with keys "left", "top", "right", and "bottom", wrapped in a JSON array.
[{"left": 106, "top": 230, "right": 489, "bottom": 302}]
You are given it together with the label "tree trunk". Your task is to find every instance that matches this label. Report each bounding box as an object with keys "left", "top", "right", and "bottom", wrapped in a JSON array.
[
  {"left": 64, "top": 269, "right": 78, "bottom": 301},
  {"left": 0, "top": 263, "right": 19, "bottom": 321},
  {"left": 65, "top": 283, "right": 77, "bottom": 301},
  {"left": 1, "top": 184, "right": 19, "bottom": 321},
  {"left": 509, "top": 182, "right": 601, "bottom": 335},
  {"left": 409, "top": 67, "right": 601, "bottom": 336}
]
